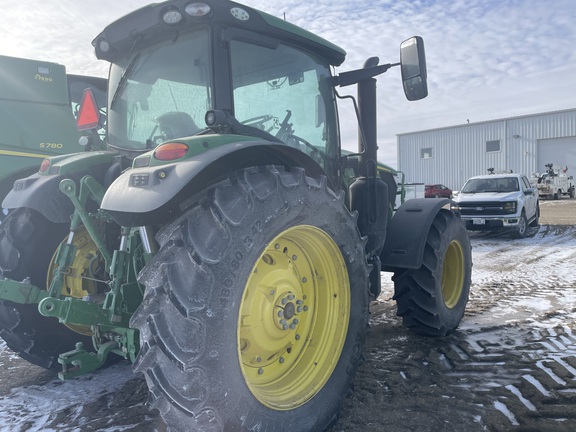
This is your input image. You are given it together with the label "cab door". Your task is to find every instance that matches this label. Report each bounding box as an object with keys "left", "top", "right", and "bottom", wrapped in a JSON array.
[{"left": 521, "top": 175, "right": 538, "bottom": 219}]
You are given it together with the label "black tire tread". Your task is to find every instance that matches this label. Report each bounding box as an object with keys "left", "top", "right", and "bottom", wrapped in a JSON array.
[
  {"left": 131, "top": 166, "right": 370, "bottom": 432},
  {"left": 0, "top": 208, "right": 92, "bottom": 369},
  {"left": 392, "top": 210, "right": 472, "bottom": 337}
]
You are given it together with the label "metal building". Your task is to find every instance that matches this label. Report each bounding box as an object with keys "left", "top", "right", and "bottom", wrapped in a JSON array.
[{"left": 397, "top": 108, "right": 576, "bottom": 191}]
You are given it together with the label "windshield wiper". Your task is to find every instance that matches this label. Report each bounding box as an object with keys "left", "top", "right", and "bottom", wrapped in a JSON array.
[{"left": 110, "top": 52, "right": 141, "bottom": 109}]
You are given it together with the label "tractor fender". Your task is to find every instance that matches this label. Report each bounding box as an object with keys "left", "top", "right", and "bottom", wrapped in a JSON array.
[
  {"left": 2, "top": 153, "right": 118, "bottom": 223},
  {"left": 380, "top": 198, "right": 454, "bottom": 271},
  {"left": 101, "top": 141, "right": 326, "bottom": 226}
]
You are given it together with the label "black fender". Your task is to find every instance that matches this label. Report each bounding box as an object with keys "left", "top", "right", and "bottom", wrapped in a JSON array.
[
  {"left": 0, "top": 166, "right": 41, "bottom": 208},
  {"left": 2, "top": 152, "right": 119, "bottom": 223},
  {"left": 380, "top": 198, "right": 455, "bottom": 271},
  {"left": 101, "top": 141, "right": 327, "bottom": 226}
]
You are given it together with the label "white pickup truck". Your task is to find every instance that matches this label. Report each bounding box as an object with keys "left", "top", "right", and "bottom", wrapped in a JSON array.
[{"left": 451, "top": 173, "right": 539, "bottom": 239}]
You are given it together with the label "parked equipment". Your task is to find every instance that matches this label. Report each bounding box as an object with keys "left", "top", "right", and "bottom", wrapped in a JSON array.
[
  {"left": 0, "top": 2, "right": 472, "bottom": 430},
  {"left": 0, "top": 55, "right": 106, "bottom": 218},
  {"left": 532, "top": 164, "right": 575, "bottom": 199}
]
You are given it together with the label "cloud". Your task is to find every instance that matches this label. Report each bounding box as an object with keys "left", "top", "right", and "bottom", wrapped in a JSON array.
[
  {"left": 243, "top": 0, "right": 576, "bottom": 166},
  {"left": 1, "top": 0, "right": 575, "bottom": 168}
]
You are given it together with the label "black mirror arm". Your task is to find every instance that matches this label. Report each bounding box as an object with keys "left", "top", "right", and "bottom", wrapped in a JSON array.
[{"left": 332, "top": 62, "right": 400, "bottom": 87}]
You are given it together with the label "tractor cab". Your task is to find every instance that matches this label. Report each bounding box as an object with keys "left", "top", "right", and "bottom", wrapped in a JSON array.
[{"left": 94, "top": 2, "right": 344, "bottom": 179}]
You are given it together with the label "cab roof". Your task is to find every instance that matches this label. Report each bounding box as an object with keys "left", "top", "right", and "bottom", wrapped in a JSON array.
[{"left": 92, "top": 0, "right": 347, "bottom": 66}]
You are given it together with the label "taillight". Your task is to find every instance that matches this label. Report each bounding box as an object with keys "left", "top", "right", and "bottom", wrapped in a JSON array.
[
  {"left": 39, "top": 159, "right": 51, "bottom": 173},
  {"left": 154, "top": 142, "right": 189, "bottom": 161}
]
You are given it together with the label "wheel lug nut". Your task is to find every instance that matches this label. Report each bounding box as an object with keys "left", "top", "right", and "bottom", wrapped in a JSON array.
[
  {"left": 256, "top": 356, "right": 261, "bottom": 363},
  {"left": 283, "top": 324, "right": 288, "bottom": 330},
  {"left": 278, "top": 310, "right": 283, "bottom": 317},
  {"left": 258, "top": 368, "right": 264, "bottom": 375},
  {"left": 280, "top": 319, "right": 286, "bottom": 325},
  {"left": 297, "top": 306, "right": 302, "bottom": 313},
  {"left": 288, "top": 294, "right": 295, "bottom": 300},
  {"left": 296, "top": 300, "right": 303, "bottom": 305},
  {"left": 295, "top": 334, "right": 301, "bottom": 340},
  {"left": 292, "top": 255, "right": 297, "bottom": 260},
  {"left": 290, "top": 323, "right": 296, "bottom": 330},
  {"left": 282, "top": 298, "right": 287, "bottom": 305},
  {"left": 279, "top": 357, "right": 285, "bottom": 363}
]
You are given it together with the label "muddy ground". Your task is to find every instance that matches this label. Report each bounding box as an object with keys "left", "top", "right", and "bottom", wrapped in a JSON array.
[{"left": 0, "top": 198, "right": 575, "bottom": 431}]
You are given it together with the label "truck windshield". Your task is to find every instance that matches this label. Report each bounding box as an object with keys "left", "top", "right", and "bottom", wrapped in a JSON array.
[
  {"left": 229, "top": 39, "right": 337, "bottom": 166},
  {"left": 462, "top": 177, "right": 519, "bottom": 193},
  {"left": 106, "top": 29, "right": 211, "bottom": 151}
]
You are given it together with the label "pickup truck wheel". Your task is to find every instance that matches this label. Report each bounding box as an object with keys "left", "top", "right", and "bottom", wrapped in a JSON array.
[
  {"left": 553, "top": 190, "right": 560, "bottom": 200},
  {"left": 570, "top": 187, "right": 575, "bottom": 198},
  {"left": 131, "top": 166, "right": 370, "bottom": 432},
  {"left": 529, "top": 205, "right": 540, "bottom": 227},
  {"left": 0, "top": 208, "right": 93, "bottom": 369},
  {"left": 392, "top": 210, "right": 472, "bottom": 336},
  {"left": 511, "top": 211, "right": 528, "bottom": 239}
]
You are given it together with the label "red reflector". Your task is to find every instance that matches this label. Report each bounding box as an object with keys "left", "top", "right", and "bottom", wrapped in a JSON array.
[
  {"left": 154, "top": 142, "right": 189, "bottom": 161},
  {"left": 76, "top": 88, "right": 100, "bottom": 131},
  {"left": 39, "top": 159, "right": 50, "bottom": 173}
]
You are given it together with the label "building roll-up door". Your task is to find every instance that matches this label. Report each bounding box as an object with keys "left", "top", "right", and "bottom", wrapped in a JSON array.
[{"left": 537, "top": 136, "right": 576, "bottom": 177}]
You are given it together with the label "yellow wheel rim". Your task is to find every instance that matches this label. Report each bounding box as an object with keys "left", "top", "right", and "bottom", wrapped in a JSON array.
[
  {"left": 238, "top": 225, "right": 350, "bottom": 410},
  {"left": 47, "top": 226, "right": 103, "bottom": 335},
  {"left": 441, "top": 240, "right": 465, "bottom": 308}
]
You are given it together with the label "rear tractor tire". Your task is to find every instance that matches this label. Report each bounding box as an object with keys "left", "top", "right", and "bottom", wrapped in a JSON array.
[
  {"left": 393, "top": 210, "right": 472, "bottom": 336},
  {"left": 131, "top": 166, "right": 370, "bottom": 432},
  {"left": 0, "top": 208, "right": 96, "bottom": 369}
]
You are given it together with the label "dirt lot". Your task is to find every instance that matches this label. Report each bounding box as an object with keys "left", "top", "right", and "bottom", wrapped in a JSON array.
[
  {"left": 330, "top": 197, "right": 576, "bottom": 432},
  {"left": 0, "top": 198, "right": 575, "bottom": 431},
  {"left": 538, "top": 197, "right": 576, "bottom": 225}
]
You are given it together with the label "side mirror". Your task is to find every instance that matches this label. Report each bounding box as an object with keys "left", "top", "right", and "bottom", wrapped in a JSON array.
[{"left": 400, "top": 36, "right": 428, "bottom": 101}]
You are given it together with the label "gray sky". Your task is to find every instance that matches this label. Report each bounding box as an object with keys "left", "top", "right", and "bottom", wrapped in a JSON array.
[{"left": 1, "top": 0, "right": 575, "bottom": 167}]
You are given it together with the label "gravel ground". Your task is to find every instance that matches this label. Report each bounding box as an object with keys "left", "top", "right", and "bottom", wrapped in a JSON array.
[
  {"left": 538, "top": 197, "right": 576, "bottom": 225},
  {"left": 0, "top": 197, "right": 574, "bottom": 431}
]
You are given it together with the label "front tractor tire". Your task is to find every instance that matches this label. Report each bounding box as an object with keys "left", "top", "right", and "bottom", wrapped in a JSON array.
[
  {"left": 0, "top": 208, "right": 94, "bottom": 368},
  {"left": 131, "top": 166, "right": 370, "bottom": 432},
  {"left": 393, "top": 210, "right": 472, "bottom": 336}
]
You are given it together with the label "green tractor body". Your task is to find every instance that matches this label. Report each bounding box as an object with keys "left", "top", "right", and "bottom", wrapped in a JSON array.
[
  {"left": 0, "top": 55, "right": 107, "bottom": 213},
  {"left": 0, "top": 2, "right": 472, "bottom": 431}
]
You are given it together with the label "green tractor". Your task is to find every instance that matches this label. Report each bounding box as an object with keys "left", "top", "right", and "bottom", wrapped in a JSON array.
[
  {"left": 0, "top": 1, "right": 472, "bottom": 431},
  {"left": 0, "top": 54, "right": 107, "bottom": 218}
]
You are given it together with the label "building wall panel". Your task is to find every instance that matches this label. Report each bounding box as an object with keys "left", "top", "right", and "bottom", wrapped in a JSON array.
[{"left": 397, "top": 109, "right": 576, "bottom": 191}]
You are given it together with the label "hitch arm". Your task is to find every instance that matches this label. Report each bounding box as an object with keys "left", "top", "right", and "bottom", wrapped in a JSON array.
[{"left": 0, "top": 279, "right": 47, "bottom": 304}]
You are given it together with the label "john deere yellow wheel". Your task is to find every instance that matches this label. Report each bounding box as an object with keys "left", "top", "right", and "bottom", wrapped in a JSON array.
[
  {"left": 47, "top": 225, "right": 104, "bottom": 335},
  {"left": 132, "top": 166, "right": 370, "bottom": 432},
  {"left": 239, "top": 225, "right": 349, "bottom": 410},
  {"left": 441, "top": 240, "right": 465, "bottom": 309}
]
